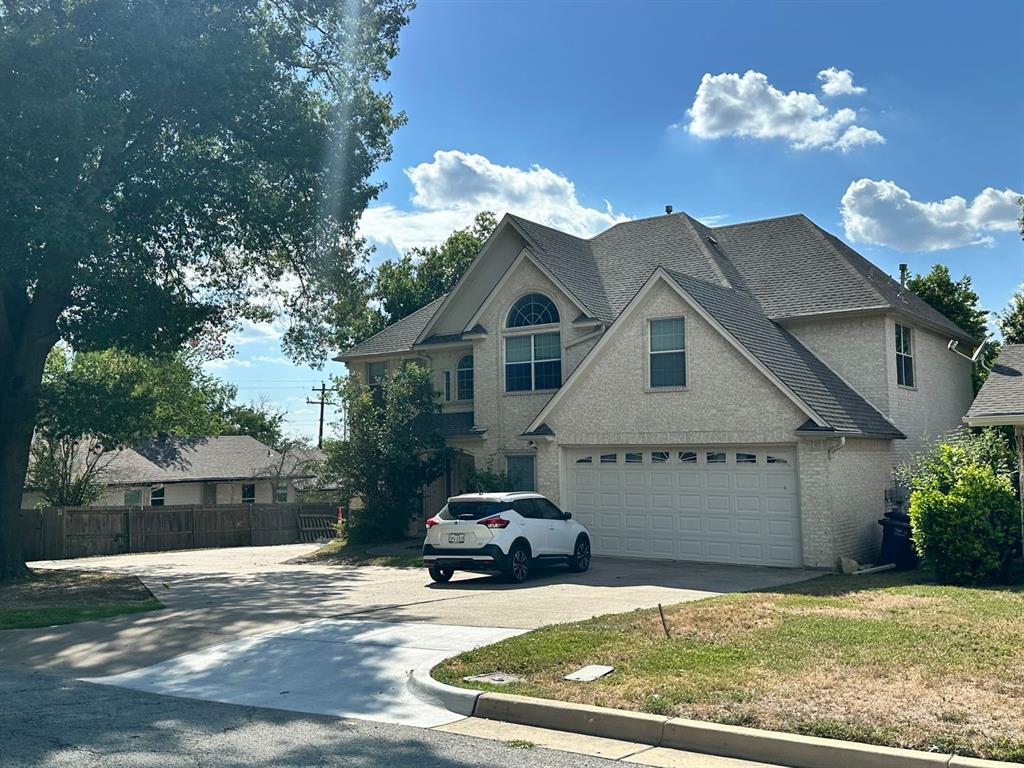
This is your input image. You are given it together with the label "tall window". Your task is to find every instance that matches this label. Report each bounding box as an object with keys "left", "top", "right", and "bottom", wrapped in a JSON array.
[
  {"left": 505, "top": 293, "right": 561, "bottom": 392},
  {"left": 895, "top": 323, "right": 915, "bottom": 387},
  {"left": 242, "top": 483, "right": 256, "bottom": 504},
  {"left": 507, "top": 293, "right": 559, "bottom": 327},
  {"left": 649, "top": 317, "right": 686, "bottom": 387},
  {"left": 442, "top": 370, "right": 452, "bottom": 401},
  {"left": 506, "top": 455, "right": 536, "bottom": 491},
  {"left": 456, "top": 355, "right": 474, "bottom": 400},
  {"left": 150, "top": 486, "right": 165, "bottom": 507}
]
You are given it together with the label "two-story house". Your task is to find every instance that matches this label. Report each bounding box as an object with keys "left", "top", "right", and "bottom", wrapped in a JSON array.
[{"left": 338, "top": 211, "right": 976, "bottom": 570}]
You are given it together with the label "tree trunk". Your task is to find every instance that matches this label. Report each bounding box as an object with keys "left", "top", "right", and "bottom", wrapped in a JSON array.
[{"left": 0, "top": 290, "right": 63, "bottom": 579}]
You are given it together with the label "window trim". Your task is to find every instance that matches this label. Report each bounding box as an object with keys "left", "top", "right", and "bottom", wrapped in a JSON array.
[
  {"left": 504, "top": 331, "right": 562, "bottom": 393},
  {"left": 895, "top": 323, "right": 916, "bottom": 389},
  {"left": 646, "top": 315, "right": 687, "bottom": 391}
]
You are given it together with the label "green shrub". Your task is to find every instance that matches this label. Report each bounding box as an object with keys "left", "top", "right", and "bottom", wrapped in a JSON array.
[
  {"left": 896, "top": 427, "right": 1015, "bottom": 493},
  {"left": 908, "top": 451, "right": 1018, "bottom": 585}
]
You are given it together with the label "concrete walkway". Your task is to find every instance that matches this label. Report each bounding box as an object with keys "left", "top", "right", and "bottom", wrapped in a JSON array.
[{"left": 86, "top": 618, "right": 523, "bottom": 728}]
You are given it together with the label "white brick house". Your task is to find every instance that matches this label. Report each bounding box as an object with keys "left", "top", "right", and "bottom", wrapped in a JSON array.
[{"left": 338, "top": 212, "right": 976, "bottom": 569}]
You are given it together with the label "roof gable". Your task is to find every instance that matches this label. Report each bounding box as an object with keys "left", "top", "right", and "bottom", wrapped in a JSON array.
[{"left": 529, "top": 269, "right": 903, "bottom": 439}]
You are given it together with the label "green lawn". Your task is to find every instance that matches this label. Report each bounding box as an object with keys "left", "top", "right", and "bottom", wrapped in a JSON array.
[
  {"left": 434, "top": 571, "right": 1024, "bottom": 763},
  {"left": 291, "top": 536, "right": 423, "bottom": 569},
  {"left": 0, "top": 569, "right": 162, "bottom": 630}
]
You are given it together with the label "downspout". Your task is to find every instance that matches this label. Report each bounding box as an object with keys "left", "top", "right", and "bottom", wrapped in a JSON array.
[{"left": 827, "top": 436, "right": 846, "bottom": 461}]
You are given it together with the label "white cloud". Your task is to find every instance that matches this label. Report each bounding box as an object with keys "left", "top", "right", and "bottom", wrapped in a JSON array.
[
  {"left": 203, "top": 358, "right": 253, "bottom": 370},
  {"left": 253, "top": 355, "right": 291, "bottom": 365},
  {"left": 818, "top": 67, "right": 866, "bottom": 96},
  {"left": 226, "top": 317, "right": 286, "bottom": 347},
  {"left": 840, "top": 178, "right": 1022, "bottom": 251},
  {"left": 686, "top": 70, "right": 884, "bottom": 152},
  {"left": 359, "top": 150, "right": 628, "bottom": 252}
]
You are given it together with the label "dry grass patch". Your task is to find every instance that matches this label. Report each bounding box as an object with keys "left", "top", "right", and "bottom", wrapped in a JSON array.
[
  {"left": 434, "top": 571, "right": 1024, "bottom": 762},
  {"left": 0, "top": 569, "right": 162, "bottom": 630}
]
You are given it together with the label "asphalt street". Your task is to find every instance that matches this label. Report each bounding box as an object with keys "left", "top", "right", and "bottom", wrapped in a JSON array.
[{"left": 0, "top": 667, "right": 622, "bottom": 768}]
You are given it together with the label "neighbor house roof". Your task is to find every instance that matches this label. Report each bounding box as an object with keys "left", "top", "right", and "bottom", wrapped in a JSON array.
[
  {"left": 964, "top": 344, "right": 1024, "bottom": 426},
  {"left": 133, "top": 435, "right": 294, "bottom": 483}
]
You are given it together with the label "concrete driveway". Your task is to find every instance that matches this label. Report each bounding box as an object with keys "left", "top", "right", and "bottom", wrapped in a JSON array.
[{"left": 1, "top": 544, "right": 817, "bottom": 679}]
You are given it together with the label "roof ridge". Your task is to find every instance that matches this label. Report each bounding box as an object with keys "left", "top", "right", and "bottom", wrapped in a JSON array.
[{"left": 711, "top": 212, "right": 806, "bottom": 231}]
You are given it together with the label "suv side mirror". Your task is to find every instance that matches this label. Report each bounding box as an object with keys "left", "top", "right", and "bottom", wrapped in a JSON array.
[{"left": 563, "top": 511, "right": 572, "bottom": 520}]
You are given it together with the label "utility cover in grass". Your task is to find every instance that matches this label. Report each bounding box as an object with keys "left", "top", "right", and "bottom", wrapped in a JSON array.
[{"left": 564, "top": 665, "right": 614, "bottom": 682}]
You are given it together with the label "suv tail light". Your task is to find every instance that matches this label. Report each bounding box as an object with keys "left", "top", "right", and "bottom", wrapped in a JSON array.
[
  {"left": 477, "top": 516, "right": 510, "bottom": 529},
  {"left": 425, "top": 515, "right": 441, "bottom": 529}
]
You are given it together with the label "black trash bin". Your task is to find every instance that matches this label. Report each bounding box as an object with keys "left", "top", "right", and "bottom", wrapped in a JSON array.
[{"left": 878, "top": 511, "right": 917, "bottom": 569}]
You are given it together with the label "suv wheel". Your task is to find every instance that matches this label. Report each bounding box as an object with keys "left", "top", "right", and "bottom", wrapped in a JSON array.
[
  {"left": 568, "top": 536, "right": 591, "bottom": 573},
  {"left": 506, "top": 543, "right": 530, "bottom": 584},
  {"left": 428, "top": 565, "right": 453, "bottom": 583}
]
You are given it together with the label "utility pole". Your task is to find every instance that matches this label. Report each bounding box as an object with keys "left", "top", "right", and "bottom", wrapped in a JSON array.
[{"left": 306, "top": 383, "right": 331, "bottom": 449}]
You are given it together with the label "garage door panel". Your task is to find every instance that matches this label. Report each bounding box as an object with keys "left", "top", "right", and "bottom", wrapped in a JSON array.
[{"left": 566, "top": 446, "right": 801, "bottom": 567}]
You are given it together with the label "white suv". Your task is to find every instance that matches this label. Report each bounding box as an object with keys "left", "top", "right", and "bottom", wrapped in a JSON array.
[{"left": 422, "top": 492, "right": 591, "bottom": 584}]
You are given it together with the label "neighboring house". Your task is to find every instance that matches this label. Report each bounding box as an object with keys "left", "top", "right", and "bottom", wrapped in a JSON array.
[
  {"left": 21, "top": 435, "right": 316, "bottom": 509},
  {"left": 337, "top": 211, "right": 976, "bottom": 569}
]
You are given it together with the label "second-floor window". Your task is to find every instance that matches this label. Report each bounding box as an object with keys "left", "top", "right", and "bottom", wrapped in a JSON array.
[
  {"left": 367, "top": 361, "right": 387, "bottom": 388},
  {"left": 506, "top": 332, "right": 561, "bottom": 391},
  {"left": 649, "top": 317, "right": 686, "bottom": 388},
  {"left": 895, "top": 323, "right": 915, "bottom": 387},
  {"left": 457, "top": 355, "right": 474, "bottom": 400},
  {"left": 505, "top": 293, "right": 562, "bottom": 392}
]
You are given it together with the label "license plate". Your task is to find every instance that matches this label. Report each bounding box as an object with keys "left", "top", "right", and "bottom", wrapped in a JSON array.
[{"left": 448, "top": 533, "right": 465, "bottom": 544}]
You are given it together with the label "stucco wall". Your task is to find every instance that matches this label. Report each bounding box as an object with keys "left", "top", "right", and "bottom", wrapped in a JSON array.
[
  {"left": 885, "top": 315, "right": 974, "bottom": 459},
  {"left": 470, "top": 255, "right": 601, "bottom": 469},
  {"left": 544, "top": 279, "right": 809, "bottom": 446},
  {"left": 21, "top": 479, "right": 292, "bottom": 509},
  {"left": 784, "top": 314, "right": 890, "bottom": 414}
]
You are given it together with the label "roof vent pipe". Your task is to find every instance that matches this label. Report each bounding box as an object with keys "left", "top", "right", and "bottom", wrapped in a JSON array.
[
  {"left": 665, "top": 205, "right": 673, "bottom": 215},
  {"left": 899, "top": 263, "right": 908, "bottom": 290}
]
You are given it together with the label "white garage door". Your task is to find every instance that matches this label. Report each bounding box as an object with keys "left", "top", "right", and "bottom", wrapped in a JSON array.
[{"left": 565, "top": 447, "right": 800, "bottom": 567}]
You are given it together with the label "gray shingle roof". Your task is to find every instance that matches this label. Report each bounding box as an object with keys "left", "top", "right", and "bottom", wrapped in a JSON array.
[
  {"left": 965, "top": 344, "right": 1024, "bottom": 422},
  {"left": 338, "top": 295, "right": 448, "bottom": 360},
  {"left": 667, "top": 270, "right": 904, "bottom": 439},
  {"left": 335, "top": 210, "right": 976, "bottom": 439},
  {"left": 133, "top": 435, "right": 295, "bottom": 483}
]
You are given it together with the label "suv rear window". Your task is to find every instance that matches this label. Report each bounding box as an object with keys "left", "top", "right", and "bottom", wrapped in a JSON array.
[{"left": 439, "top": 501, "right": 503, "bottom": 520}]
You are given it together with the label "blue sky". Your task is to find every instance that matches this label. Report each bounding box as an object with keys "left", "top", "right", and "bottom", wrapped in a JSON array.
[{"left": 212, "top": 0, "right": 1024, "bottom": 442}]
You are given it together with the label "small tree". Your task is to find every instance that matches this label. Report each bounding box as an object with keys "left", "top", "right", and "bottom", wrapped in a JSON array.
[
  {"left": 26, "top": 436, "right": 111, "bottom": 507},
  {"left": 999, "top": 285, "right": 1024, "bottom": 345},
  {"left": 323, "top": 366, "right": 448, "bottom": 544}
]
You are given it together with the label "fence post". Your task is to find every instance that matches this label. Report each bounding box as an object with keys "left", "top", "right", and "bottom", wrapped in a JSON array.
[
  {"left": 248, "top": 504, "right": 254, "bottom": 546},
  {"left": 58, "top": 508, "right": 66, "bottom": 559}
]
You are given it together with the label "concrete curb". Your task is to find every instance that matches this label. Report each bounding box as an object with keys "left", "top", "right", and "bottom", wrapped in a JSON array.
[
  {"left": 407, "top": 665, "right": 481, "bottom": 717},
  {"left": 449, "top": 688, "right": 1016, "bottom": 768}
]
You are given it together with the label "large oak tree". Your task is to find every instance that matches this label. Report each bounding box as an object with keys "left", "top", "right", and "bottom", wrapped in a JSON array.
[{"left": 0, "top": 0, "right": 412, "bottom": 576}]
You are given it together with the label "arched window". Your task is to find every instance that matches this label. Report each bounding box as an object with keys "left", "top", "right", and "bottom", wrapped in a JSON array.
[
  {"left": 504, "top": 294, "right": 562, "bottom": 392},
  {"left": 506, "top": 293, "right": 559, "bottom": 328},
  {"left": 456, "top": 355, "right": 474, "bottom": 400}
]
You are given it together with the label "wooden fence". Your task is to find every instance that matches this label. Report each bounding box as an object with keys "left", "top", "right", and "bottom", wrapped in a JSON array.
[{"left": 17, "top": 503, "right": 338, "bottom": 561}]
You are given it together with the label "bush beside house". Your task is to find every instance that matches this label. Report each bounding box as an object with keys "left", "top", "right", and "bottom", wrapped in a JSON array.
[{"left": 900, "top": 429, "right": 1020, "bottom": 585}]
